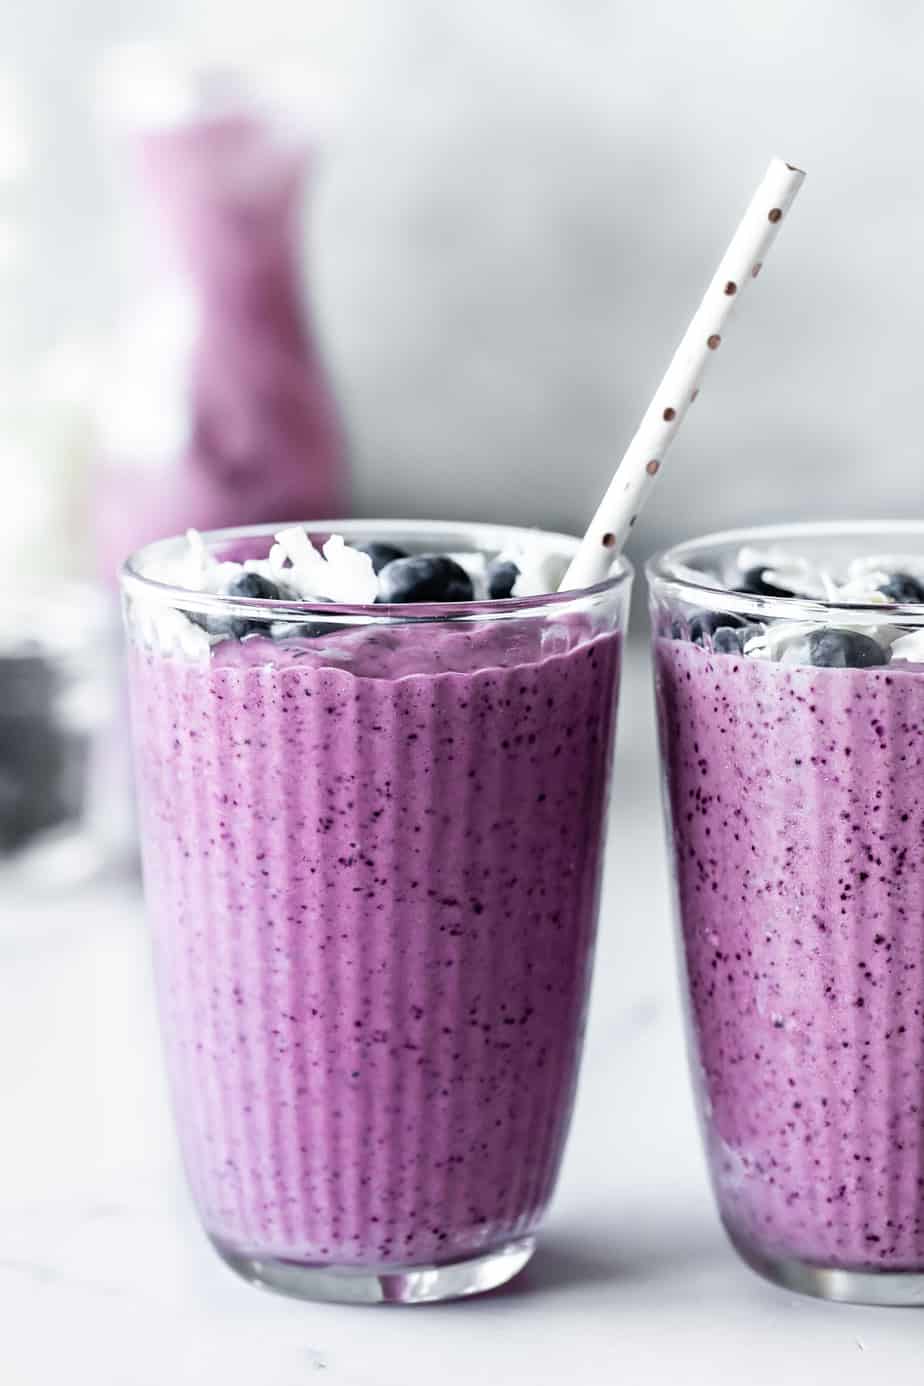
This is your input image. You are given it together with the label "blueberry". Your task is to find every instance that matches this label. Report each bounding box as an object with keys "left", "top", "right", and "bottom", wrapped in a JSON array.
[
  {"left": 357, "top": 542, "right": 408, "bottom": 575},
  {"left": 680, "top": 610, "right": 745, "bottom": 645},
  {"left": 486, "top": 558, "right": 520, "bottom": 599},
  {"left": 782, "top": 628, "right": 888, "bottom": 669},
  {"left": 377, "top": 555, "right": 474, "bottom": 604},
  {"left": 877, "top": 572, "right": 924, "bottom": 604},
  {"left": 224, "top": 571, "right": 282, "bottom": 637},
  {"left": 712, "top": 626, "right": 746, "bottom": 654},
  {"left": 227, "top": 572, "right": 281, "bottom": 602},
  {"left": 187, "top": 571, "right": 283, "bottom": 640},
  {"left": 734, "top": 566, "right": 794, "bottom": 598}
]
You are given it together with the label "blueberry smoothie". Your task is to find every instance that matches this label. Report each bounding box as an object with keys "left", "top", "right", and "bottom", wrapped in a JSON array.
[
  {"left": 651, "top": 524, "right": 924, "bottom": 1301},
  {"left": 124, "top": 523, "right": 628, "bottom": 1300},
  {"left": 96, "top": 104, "right": 345, "bottom": 581}
]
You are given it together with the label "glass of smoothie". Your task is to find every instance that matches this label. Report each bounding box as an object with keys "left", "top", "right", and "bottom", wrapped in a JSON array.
[
  {"left": 122, "top": 519, "right": 630, "bottom": 1303},
  {"left": 650, "top": 520, "right": 924, "bottom": 1305}
]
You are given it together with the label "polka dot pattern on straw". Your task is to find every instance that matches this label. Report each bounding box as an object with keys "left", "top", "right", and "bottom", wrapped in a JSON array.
[{"left": 559, "top": 156, "right": 806, "bottom": 592}]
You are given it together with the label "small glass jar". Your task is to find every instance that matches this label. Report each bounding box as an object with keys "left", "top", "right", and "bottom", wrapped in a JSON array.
[
  {"left": 0, "top": 581, "right": 118, "bottom": 892},
  {"left": 649, "top": 521, "right": 924, "bottom": 1306},
  {"left": 122, "top": 519, "right": 631, "bottom": 1304}
]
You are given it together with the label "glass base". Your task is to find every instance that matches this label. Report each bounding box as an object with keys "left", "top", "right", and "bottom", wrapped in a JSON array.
[
  {"left": 728, "top": 1226, "right": 924, "bottom": 1306},
  {"left": 211, "top": 1234, "right": 536, "bottom": 1305}
]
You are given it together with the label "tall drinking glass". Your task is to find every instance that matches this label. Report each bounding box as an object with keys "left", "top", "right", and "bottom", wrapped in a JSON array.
[
  {"left": 123, "top": 520, "right": 630, "bottom": 1303},
  {"left": 650, "top": 522, "right": 924, "bottom": 1305}
]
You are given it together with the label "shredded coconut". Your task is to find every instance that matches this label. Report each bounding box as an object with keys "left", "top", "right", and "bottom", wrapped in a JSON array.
[
  {"left": 508, "top": 548, "right": 569, "bottom": 599},
  {"left": 734, "top": 546, "right": 829, "bottom": 599},
  {"left": 133, "top": 599, "right": 211, "bottom": 662},
  {"left": 131, "top": 527, "right": 575, "bottom": 658},
  {"left": 889, "top": 630, "right": 924, "bottom": 663},
  {"left": 848, "top": 553, "right": 924, "bottom": 584},
  {"left": 269, "top": 528, "right": 378, "bottom": 604},
  {"left": 743, "top": 622, "right": 818, "bottom": 661},
  {"left": 719, "top": 547, "right": 920, "bottom": 664}
]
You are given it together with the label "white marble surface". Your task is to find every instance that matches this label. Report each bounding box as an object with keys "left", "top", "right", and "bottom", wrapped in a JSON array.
[{"left": 2, "top": 646, "right": 923, "bottom": 1385}]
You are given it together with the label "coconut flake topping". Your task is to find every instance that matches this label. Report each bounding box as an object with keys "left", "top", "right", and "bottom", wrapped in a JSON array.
[{"left": 268, "top": 528, "right": 378, "bottom": 605}]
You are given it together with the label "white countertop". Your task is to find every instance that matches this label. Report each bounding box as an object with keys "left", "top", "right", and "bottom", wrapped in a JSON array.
[{"left": 2, "top": 646, "right": 922, "bottom": 1385}]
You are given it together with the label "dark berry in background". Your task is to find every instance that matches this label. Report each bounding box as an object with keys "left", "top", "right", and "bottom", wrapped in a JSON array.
[{"left": 0, "top": 653, "right": 87, "bottom": 854}]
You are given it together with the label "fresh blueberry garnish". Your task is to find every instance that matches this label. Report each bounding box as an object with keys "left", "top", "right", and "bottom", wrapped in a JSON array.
[
  {"left": 702, "top": 621, "right": 764, "bottom": 655},
  {"left": 356, "top": 542, "right": 408, "bottom": 575},
  {"left": 734, "top": 566, "right": 794, "bottom": 599},
  {"left": 877, "top": 572, "right": 924, "bottom": 604},
  {"left": 187, "top": 570, "right": 282, "bottom": 640},
  {"left": 377, "top": 555, "right": 474, "bottom": 604},
  {"left": 227, "top": 572, "right": 281, "bottom": 602},
  {"left": 712, "top": 626, "right": 746, "bottom": 654},
  {"left": 224, "top": 571, "right": 282, "bottom": 637},
  {"left": 486, "top": 558, "right": 520, "bottom": 599},
  {"left": 681, "top": 610, "right": 745, "bottom": 645},
  {"left": 782, "top": 629, "right": 888, "bottom": 669}
]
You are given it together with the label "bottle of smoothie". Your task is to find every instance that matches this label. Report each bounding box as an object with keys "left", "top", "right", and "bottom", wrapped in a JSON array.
[
  {"left": 122, "top": 520, "right": 630, "bottom": 1303},
  {"left": 649, "top": 521, "right": 924, "bottom": 1306},
  {"left": 94, "top": 59, "right": 346, "bottom": 581}
]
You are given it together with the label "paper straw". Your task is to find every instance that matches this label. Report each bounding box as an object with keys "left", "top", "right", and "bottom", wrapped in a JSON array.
[{"left": 559, "top": 156, "right": 806, "bottom": 592}]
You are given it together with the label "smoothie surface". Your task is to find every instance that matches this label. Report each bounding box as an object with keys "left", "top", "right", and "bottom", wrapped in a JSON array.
[
  {"left": 130, "top": 620, "right": 622, "bottom": 1265},
  {"left": 656, "top": 635, "right": 924, "bottom": 1269}
]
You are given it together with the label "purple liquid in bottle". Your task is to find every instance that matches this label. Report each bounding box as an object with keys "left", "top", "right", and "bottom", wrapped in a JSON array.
[{"left": 96, "top": 107, "right": 345, "bottom": 580}]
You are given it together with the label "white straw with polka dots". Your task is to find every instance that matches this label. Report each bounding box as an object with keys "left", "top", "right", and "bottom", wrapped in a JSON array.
[{"left": 559, "top": 156, "right": 806, "bottom": 592}]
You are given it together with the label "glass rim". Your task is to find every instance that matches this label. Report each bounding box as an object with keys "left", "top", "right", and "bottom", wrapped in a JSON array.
[
  {"left": 121, "top": 518, "right": 633, "bottom": 625},
  {"left": 646, "top": 519, "right": 924, "bottom": 625}
]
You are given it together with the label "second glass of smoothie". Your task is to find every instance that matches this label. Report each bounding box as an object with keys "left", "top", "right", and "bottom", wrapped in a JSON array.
[
  {"left": 123, "top": 520, "right": 630, "bottom": 1303},
  {"left": 650, "top": 522, "right": 924, "bottom": 1305}
]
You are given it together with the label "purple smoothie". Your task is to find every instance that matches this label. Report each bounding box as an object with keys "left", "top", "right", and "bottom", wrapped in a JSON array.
[
  {"left": 129, "top": 619, "right": 621, "bottom": 1268},
  {"left": 96, "top": 109, "right": 345, "bottom": 581},
  {"left": 656, "top": 637, "right": 924, "bottom": 1271}
]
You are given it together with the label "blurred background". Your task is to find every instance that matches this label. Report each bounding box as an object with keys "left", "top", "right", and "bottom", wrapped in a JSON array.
[
  {"left": 1, "top": 0, "right": 922, "bottom": 880},
  {"left": 5, "top": 0, "right": 924, "bottom": 572}
]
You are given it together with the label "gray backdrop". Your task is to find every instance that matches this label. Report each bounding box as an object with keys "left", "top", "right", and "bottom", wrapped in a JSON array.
[{"left": 4, "top": 0, "right": 923, "bottom": 564}]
